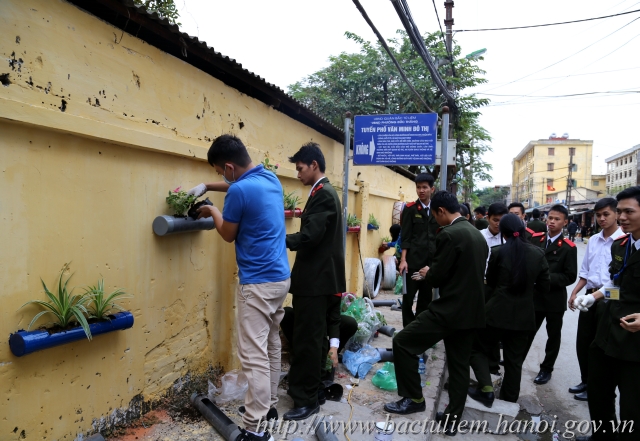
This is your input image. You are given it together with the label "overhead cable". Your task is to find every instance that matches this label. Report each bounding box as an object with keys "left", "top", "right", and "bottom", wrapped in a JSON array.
[
  {"left": 455, "top": 8, "right": 640, "bottom": 32},
  {"left": 350, "top": 0, "right": 436, "bottom": 114}
]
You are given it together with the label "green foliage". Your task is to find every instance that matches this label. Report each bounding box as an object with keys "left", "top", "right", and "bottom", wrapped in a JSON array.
[
  {"left": 347, "top": 214, "right": 361, "bottom": 227},
  {"left": 381, "top": 236, "right": 391, "bottom": 243},
  {"left": 474, "top": 186, "right": 510, "bottom": 208},
  {"left": 368, "top": 213, "right": 379, "bottom": 228},
  {"left": 261, "top": 157, "right": 279, "bottom": 174},
  {"left": 84, "top": 279, "right": 132, "bottom": 320},
  {"left": 283, "top": 190, "right": 301, "bottom": 210},
  {"left": 133, "top": 0, "right": 181, "bottom": 25},
  {"left": 19, "top": 263, "right": 93, "bottom": 340},
  {"left": 166, "top": 186, "right": 197, "bottom": 216}
]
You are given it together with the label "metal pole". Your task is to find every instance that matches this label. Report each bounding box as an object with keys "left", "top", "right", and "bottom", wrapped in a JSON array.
[
  {"left": 444, "top": 0, "right": 454, "bottom": 55},
  {"left": 440, "top": 107, "right": 450, "bottom": 191},
  {"left": 342, "top": 112, "right": 352, "bottom": 255}
]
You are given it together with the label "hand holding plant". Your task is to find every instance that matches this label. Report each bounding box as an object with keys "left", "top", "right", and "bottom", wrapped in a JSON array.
[{"left": 166, "top": 186, "right": 198, "bottom": 216}]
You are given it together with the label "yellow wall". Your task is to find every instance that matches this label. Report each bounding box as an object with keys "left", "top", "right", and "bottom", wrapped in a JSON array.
[{"left": 0, "top": 0, "right": 412, "bottom": 438}]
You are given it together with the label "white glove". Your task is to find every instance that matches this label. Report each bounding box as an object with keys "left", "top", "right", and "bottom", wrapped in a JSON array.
[
  {"left": 574, "top": 294, "right": 596, "bottom": 312},
  {"left": 411, "top": 272, "right": 424, "bottom": 281},
  {"left": 187, "top": 183, "right": 207, "bottom": 198}
]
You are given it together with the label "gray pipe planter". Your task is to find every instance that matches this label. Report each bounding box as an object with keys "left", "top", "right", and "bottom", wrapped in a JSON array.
[{"left": 153, "top": 215, "right": 214, "bottom": 236}]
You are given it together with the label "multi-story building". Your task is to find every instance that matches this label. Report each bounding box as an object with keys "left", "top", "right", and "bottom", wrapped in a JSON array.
[
  {"left": 511, "top": 134, "right": 593, "bottom": 208},
  {"left": 605, "top": 144, "right": 640, "bottom": 195}
]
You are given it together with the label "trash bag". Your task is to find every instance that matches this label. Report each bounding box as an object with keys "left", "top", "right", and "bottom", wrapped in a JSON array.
[
  {"left": 343, "top": 298, "right": 382, "bottom": 352},
  {"left": 372, "top": 362, "right": 397, "bottom": 391},
  {"left": 342, "top": 344, "right": 381, "bottom": 378},
  {"left": 215, "top": 369, "right": 249, "bottom": 403},
  {"left": 343, "top": 297, "right": 367, "bottom": 322},
  {"left": 394, "top": 275, "right": 403, "bottom": 295},
  {"left": 341, "top": 293, "right": 357, "bottom": 313}
]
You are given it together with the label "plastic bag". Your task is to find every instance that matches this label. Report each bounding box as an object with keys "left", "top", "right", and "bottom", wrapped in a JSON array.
[
  {"left": 394, "top": 275, "right": 403, "bottom": 295},
  {"left": 372, "top": 362, "right": 397, "bottom": 391},
  {"left": 343, "top": 297, "right": 367, "bottom": 322},
  {"left": 215, "top": 369, "right": 249, "bottom": 403},
  {"left": 207, "top": 380, "right": 218, "bottom": 402},
  {"left": 342, "top": 344, "right": 381, "bottom": 378},
  {"left": 341, "top": 293, "right": 357, "bottom": 313}
]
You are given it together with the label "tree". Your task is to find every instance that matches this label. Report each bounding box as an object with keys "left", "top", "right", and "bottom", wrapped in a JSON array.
[
  {"left": 474, "top": 186, "right": 510, "bottom": 208},
  {"left": 134, "top": 0, "right": 181, "bottom": 25},
  {"left": 289, "top": 31, "right": 491, "bottom": 185}
]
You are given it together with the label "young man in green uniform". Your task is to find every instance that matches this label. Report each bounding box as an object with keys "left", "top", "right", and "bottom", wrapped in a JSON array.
[
  {"left": 509, "top": 202, "right": 535, "bottom": 241},
  {"left": 573, "top": 187, "right": 640, "bottom": 441},
  {"left": 384, "top": 191, "right": 488, "bottom": 436},
  {"left": 527, "top": 208, "right": 547, "bottom": 233},
  {"left": 399, "top": 173, "right": 439, "bottom": 326},
  {"left": 283, "top": 143, "right": 346, "bottom": 421},
  {"left": 527, "top": 204, "right": 577, "bottom": 385},
  {"left": 474, "top": 206, "right": 489, "bottom": 230}
]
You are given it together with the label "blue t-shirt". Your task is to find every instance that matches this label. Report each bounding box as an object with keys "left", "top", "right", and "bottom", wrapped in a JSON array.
[{"left": 222, "top": 164, "right": 290, "bottom": 285}]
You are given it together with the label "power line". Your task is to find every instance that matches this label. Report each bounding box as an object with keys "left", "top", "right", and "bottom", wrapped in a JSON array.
[
  {"left": 455, "top": 8, "right": 640, "bottom": 32},
  {"left": 484, "top": 65, "right": 640, "bottom": 85},
  {"left": 478, "top": 88, "right": 640, "bottom": 98}
]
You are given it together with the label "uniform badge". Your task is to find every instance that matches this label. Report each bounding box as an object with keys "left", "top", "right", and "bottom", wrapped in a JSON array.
[{"left": 615, "top": 255, "right": 624, "bottom": 262}]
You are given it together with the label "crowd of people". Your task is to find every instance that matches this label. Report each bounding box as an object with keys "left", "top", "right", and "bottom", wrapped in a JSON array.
[{"left": 184, "top": 134, "right": 639, "bottom": 441}]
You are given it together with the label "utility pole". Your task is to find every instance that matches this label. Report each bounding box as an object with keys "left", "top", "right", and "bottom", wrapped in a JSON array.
[
  {"left": 444, "top": 0, "right": 454, "bottom": 55},
  {"left": 567, "top": 150, "right": 574, "bottom": 213},
  {"left": 443, "top": 0, "right": 455, "bottom": 193}
]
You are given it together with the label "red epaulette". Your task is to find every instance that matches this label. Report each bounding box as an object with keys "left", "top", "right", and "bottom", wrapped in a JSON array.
[
  {"left": 532, "top": 232, "right": 545, "bottom": 239},
  {"left": 618, "top": 234, "right": 630, "bottom": 246},
  {"left": 562, "top": 238, "right": 576, "bottom": 248},
  {"left": 526, "top": 227, "right": 534, "bottom": 235},
  {"left": 311, "top": 183, "right": 324, "bottom": 197},
  {"left": 405, "top": 201, "right": 416, "bottom": 208}
]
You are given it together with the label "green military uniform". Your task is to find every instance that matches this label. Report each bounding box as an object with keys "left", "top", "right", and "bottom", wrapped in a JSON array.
[
  {"left": 470, "top": 243, "right": 550, "bottom": 402},
  {"left": 588, "top": 234, "right": 640, "bottom": 441},
  {"left": 400, "top": 199, "right": 439, "bottom": 326},
  {"left": 394, "top": 217, "right": 488, "bottom": 422},
  {"left": 475, "top": 218, "right": 489, "bottom": 230},
  {"left": 525, "top": 227, "right": 535, "bottom": 242},
  {"left": 286, "top": 177, "right": 346, "bottom": 408},
  {"left": 526, "top": 231, "right": 577, "bottom": 372},
  {"left": 527, "top": 219, "right": 547, "bottom": 233}
]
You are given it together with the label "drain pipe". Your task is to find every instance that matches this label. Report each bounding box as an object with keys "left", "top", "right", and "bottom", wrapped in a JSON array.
[
  {"left": 372, "top": 300, "right": 396, "bottom": 307},
  {"left": 315, "top": 418, "right": 340, "bottom": 441},
  {"left": 190, "top": 393, "right": 241, "bottom": 441},
  {"left": 377, "top": 325, "right": 396, "bottom": 337}
]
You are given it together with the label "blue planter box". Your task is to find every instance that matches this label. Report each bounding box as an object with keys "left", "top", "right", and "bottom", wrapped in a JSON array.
[
  {"left": 9, "top": 311, "right": 134, "bottom": 357},
  {"left": 367, "top": 224, "right": 379, "bottom": 230}
]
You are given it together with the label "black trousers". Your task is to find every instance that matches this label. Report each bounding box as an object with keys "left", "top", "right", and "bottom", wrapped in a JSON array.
[
  {"left": 526, "top": 310, "right": 564, "bottom": 372},
  {"left": 402, "top": 268, "right": 432, "bottom": 327},
  {"left": 393, "top": 309, "right": 475, "bottom": 422},
  {"left": 469, "top": 326, "right": 530, "bottom": 403},
  {"left": 576, "top": 305, "right": 599, "bottom": 384},
  {"left": 587, "top": 344, "right": 640, "bottom": 441}
]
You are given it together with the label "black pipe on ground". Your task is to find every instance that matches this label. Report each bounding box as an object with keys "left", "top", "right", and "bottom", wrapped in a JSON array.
[
  {"left": 372, "top": 300, "right": 396, "bottom": 307},
  {"left": 190, "top": 393, "right": 241, "bottom": 441},
  {"left": 378, "top": 325, "right": 396, "bottom": 337},
  {"left": 315, "top": 419, "right": 340, "bottom": 441},
  {"left": 377, "top": 347, "right": 394, "bottom": 362}
]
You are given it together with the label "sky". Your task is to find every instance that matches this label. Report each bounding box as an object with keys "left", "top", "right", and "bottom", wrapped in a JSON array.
[{"left": 175, "top": 0, "right": 640, "bottom": 188}]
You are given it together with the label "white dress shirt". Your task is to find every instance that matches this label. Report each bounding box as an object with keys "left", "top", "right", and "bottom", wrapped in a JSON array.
[
  {"left": 579, "top": 227, "right": 624, "bottom": 289},
  {"left": 308, "top": 177, "right": 325, "bottom": 196},
  {"left": 547, "top": 232, "right": 563, "bottom": 247},
  {"left": 481, "top": 227, "right": 503, "bottom": 248}
]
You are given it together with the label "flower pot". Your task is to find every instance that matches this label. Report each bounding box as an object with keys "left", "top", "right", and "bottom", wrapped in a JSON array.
[
  {"left": 153, "top": 215, "right": 215, "bottom": 236},
  {"left": 347, "top": 226, "right": 361, "bottom": 233},
  {"left": 284, "top": 208, "right": 302, "bottom": 218},
  {"left": 9, "top": 311, "right": 134, "bottom": 357},
  {"left": 367, "top": 224, "right": 379, "bottom": 230},
  {"left": 378, "top": 245, "right": 388, "bottom": 254}
]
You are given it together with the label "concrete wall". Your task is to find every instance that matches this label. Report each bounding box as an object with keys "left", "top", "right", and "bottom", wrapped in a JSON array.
[{"left": 0, "top": 0, "right": 412, "bottom": 438}]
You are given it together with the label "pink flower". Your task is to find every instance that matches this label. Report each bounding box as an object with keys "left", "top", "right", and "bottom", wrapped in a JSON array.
[
  {"left": 275, "top": 164, "right": 280, "bottom": 168},
  {"left": 173, "top": 186, "right": 182, "bottom": 193}
]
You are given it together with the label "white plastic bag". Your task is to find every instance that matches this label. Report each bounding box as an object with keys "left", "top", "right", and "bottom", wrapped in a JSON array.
[{"left": 215, "top": 369, "right": 249, "bottom": 403}]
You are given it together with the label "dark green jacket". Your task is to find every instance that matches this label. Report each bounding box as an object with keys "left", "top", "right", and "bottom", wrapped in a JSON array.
[
  {"left": 529, "top": 232, "right": 578, "bottom": 311},
  {"left": 286, "top": 178, "right": 346, "bottom": 296},
  {"left": 594, "top": 234, "right": 640, "bottom": 362},
  {"left": 400, "top": 199, "right": 439, "bottom": 269},
  {"left": 527, "top": 219, "right": 546, "bottom": 233},
  {"left": 485, "top": 243, "right": 550, "bottom": 331},
  {"left": 425, "top": 217, "right": 488, "bottom": 329},
  {"left": 475, "top": 218, "right": 489, "bottom": 230}
]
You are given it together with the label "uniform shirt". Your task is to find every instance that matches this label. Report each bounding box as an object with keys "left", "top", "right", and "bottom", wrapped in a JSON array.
[
  {"left": 547, "top": 232, "right": 563, "bottom": 247},
  {"left": 579, "top": 227, "right": 624, "bottom": 289},
  {"left": 481, "top": 227, "right": 502, "bottom": 274}
]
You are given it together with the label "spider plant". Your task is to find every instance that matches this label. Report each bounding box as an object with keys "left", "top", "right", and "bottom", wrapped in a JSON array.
[
  {"left": 283, "top": 190, "right": 301, "bottom": 210},
  {"left": 19, "top": 263, "right": 92, "bottom": 340},
  {"left": 368, "top": 213, "right": 380, "bottom": 228},
  {"left": 347, "top": 214, "right": 361, "bottom": 227},
  {"left": 84, "top": 279, "right": 132, "bottom": 320}
]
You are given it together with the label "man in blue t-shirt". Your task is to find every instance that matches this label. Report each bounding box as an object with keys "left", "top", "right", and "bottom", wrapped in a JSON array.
[{"left": 189, "top": 134, "right": 289, "bottom": 441}]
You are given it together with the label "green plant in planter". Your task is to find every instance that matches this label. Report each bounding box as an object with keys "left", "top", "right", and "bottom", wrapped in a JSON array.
[
  {"left": 347, "top": 214, "right": 361, "bottom": 227},
  {"left": 381, "top": 236, "right": 391, "bottom": 243},
  {"left": 368, "top": 213, "right": 380, "bottom": 228},
  {"left": 19, "top": 263, "right": 93, "bottom": 340},
  {"left": 166, "top": 186, "right": 197, "bottom": 217},
  {"left": 84, "top": 279, "right": 132, "bottom": 320},
  {"left": 261, "top": 157, "right": 279, "bottom": 174},
  {"left": 283, "top": 190, "right": 301, "bottom": 210}
]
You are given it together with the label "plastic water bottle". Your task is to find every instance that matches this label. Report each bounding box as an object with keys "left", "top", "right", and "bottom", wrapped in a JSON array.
[{"left": 419, "top": 358, "right": 426, "bottom": 387}]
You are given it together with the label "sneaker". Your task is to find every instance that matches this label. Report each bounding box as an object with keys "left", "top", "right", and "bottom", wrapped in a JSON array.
[{"left": 235, "top": 428, "right": 275, "bottom": 441}]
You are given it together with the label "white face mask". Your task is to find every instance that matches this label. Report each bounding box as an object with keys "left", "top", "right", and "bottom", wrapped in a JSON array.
[{"left": 223, "top": 165, "right": 236, "bottom": 185}]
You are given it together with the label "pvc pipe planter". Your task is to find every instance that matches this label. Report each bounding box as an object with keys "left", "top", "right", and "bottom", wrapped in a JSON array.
[
  {"left": 9, "top": 311, "right": 134, "bottom": 357},
  {"left": 367, "top": 223, "right": 379, "bottom": 230},
  {"left": 347, "top": 226, "right": 361, "bottom": 233},
  {"left": 284, "top": 208, "right": 302, "bottom": 218},
  {"left": 153, "top": 215, "right": 214, "bottom": 236}
]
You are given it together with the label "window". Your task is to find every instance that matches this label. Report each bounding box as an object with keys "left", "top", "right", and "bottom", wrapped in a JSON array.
[
  {"left": 571, "top": 164, "right": 578, "bottom": 172},
  {"left": 625, "top": 158, "right": 628, "bottom": 164},
  {"left": 624, "top": 171, "right": 627, "bottom": 178},
  {"left": 548, "top": 147, "right": 555, "bottom": 156},
  {"left": 547, "top": 178, "right": 554, "bottom": 188},
  {"left": 547, "top": 163, "right": 554, "bottom": 171},
  {"left": 593, "top": 180, "right": 599, "bottom": 186},
  {"left": 569, "top": 147, "right": 576, "bottom": 156}
]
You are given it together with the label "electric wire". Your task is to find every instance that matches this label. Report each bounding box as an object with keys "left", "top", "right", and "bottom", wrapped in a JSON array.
[
  {"left": 455, "top": 8, "right": 640, "bottom": 32},
  {"left": 350, "top": 0, "right": 436, "bottom": 114}
]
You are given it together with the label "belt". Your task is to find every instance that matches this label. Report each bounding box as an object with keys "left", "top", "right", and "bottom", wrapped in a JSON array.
[{"left": 586, "top": 288, "right": 599, "bottom": 294}]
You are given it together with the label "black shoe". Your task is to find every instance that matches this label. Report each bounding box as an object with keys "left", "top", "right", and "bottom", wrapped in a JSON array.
[
  {"left": 534, "top": 370, "right": 552, "bottom": 384},
  {"left": 238, "top": 406, "right": 278, "bottom": 421},
  {"left": 383, "top": 397, "right": 426, "bottom": 415},
  {"left": 235, "top": 428, "right": 275, "bottom": 441},
  {"left": 468, "top": 387, "right": 495, "bottom": 408},
  {"left": 435, "top": 412, "right": 458, "bottom": 436},
  {"left": 282, "top": 403, "right": 320, "bottom": 421},
  {"left": 569, "top": 382, "right": 587, "bottom": 394},
  {"left": 574, "top": 391, "right": 588, "bottom": 401}
]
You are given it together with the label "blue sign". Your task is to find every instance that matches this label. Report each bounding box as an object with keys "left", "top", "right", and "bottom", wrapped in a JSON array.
[{"left": 353, "top": 113, "right": 438, "bottom": 165}]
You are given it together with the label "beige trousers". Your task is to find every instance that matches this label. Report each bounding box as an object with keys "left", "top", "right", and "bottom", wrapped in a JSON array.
[{"left": 236, "top": 278, "right": 290, "bottom": 431}]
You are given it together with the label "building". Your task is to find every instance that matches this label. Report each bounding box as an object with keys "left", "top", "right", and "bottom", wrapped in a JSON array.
[
  {"left": 546, "top": 187, "right": 602, "bottom": 204},
  {"left": 512, "top": 134, "right": 594, "bottom": 208},
  {"left": 605, "top": 144, "right": 640, "bottom": 194}
]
